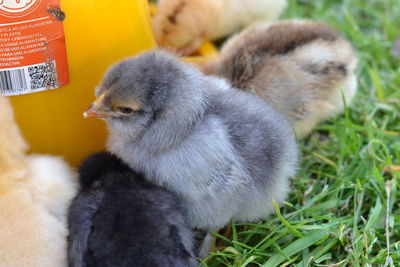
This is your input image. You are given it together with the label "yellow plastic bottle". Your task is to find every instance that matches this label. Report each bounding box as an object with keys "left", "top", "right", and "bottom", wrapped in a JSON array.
[{"left": 10, "top": 0, "right": 155, "bottom": 166}]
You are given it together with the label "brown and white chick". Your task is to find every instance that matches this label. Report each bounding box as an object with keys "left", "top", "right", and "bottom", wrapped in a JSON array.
[
  {"left": 203, "top": 20, "right": 358, "bottom": 138},
  {"left": 153, "top": 0, "right": 287, "bottom": 55},
  {"left": 0, "top": 94, "right": 77, "bottom": 267}
]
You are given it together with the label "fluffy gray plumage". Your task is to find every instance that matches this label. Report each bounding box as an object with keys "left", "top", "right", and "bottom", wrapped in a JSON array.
[
  {"left": 91, "top": 50, "right": 298, "bottom": 231},
  {"left": 68, "top": 152, "right": 197, "bottom": 267}
]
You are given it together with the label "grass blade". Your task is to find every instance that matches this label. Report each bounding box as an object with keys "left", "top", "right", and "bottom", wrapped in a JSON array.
[{"left": 262, "top": 230, "right": 329, "bottom": 267}]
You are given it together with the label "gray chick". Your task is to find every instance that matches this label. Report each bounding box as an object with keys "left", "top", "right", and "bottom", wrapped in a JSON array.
[
  {"left": 83, "top": 50, "right": 298, "bottom": 231},
  {"left": 68, "top": 152, "right": 197, "bottom": 267},
  {"left": 202, "top": 20, "right": 358, "bottom": 138}
]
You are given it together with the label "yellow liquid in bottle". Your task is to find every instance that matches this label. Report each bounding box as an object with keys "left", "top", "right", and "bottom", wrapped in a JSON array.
[{"left": 10, "top": 0, "right": 155, "bottom": 166}]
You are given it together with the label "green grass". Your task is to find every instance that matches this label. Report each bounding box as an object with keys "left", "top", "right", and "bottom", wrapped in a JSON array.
[{"left": 201, "top": 0, "right": 400, "bottom": 266}]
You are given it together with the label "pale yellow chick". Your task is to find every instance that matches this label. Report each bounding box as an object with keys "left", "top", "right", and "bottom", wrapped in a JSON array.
[
  {"left": 0, "top": 94, "right": 76, "bottom": 267},
  {"left": 153, "top": 0, "right": 287, "bottom": 55}
]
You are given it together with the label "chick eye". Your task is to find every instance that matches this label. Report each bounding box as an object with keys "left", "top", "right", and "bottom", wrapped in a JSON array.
[{"left": 116, "top": 107, "right": 134, "bottom": 114}]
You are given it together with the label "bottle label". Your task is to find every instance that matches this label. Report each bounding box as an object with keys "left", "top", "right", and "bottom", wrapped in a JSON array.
[{"left": 0, "top": 0, "right": 69, "bottom": 96}]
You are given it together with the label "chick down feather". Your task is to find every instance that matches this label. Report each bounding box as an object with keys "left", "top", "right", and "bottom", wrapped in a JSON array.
[
  {"left": 68, "top": 152, "right": 197, "bottom": 267},
  {"left": 93, "top": 50, "right": 298, "bottom": 231},
  {"left": 203, "top": 20, "right": 358, "bottom": 138}
]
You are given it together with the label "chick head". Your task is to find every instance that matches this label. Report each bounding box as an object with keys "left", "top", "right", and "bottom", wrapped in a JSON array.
[
  {"left": 152, "top": 0, "right": 210, "bottom": 55},
  {"left": 153, "top": 16, "right": 201, "bottom": 55},
  {"left": 83, "top": 51, "right": 192, "bottom": 136}
]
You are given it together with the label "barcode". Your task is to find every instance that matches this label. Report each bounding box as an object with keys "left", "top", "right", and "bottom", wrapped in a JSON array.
[
  {"left": 0, "top": 61, "right": 58, "bottom": 96},
  {"left": 28, "top": 61, "right": 58, "bottom": 90},
  {"left": 0, "top": 68, "right": 27, "bottom": 93}
]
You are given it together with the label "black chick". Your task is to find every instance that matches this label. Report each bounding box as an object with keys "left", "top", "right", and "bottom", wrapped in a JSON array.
[{"left": 68, "top": 152, "right": 197, "bottom": 267}]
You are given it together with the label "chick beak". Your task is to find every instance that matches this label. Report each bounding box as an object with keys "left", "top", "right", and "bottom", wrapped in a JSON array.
[{"left": 83, "top": 104, "right": 108, "bottom": 119}]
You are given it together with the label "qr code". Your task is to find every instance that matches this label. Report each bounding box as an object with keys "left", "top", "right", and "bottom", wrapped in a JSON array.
[{"left": 28, "top": 61, "right": 58, "bottom": 90}]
